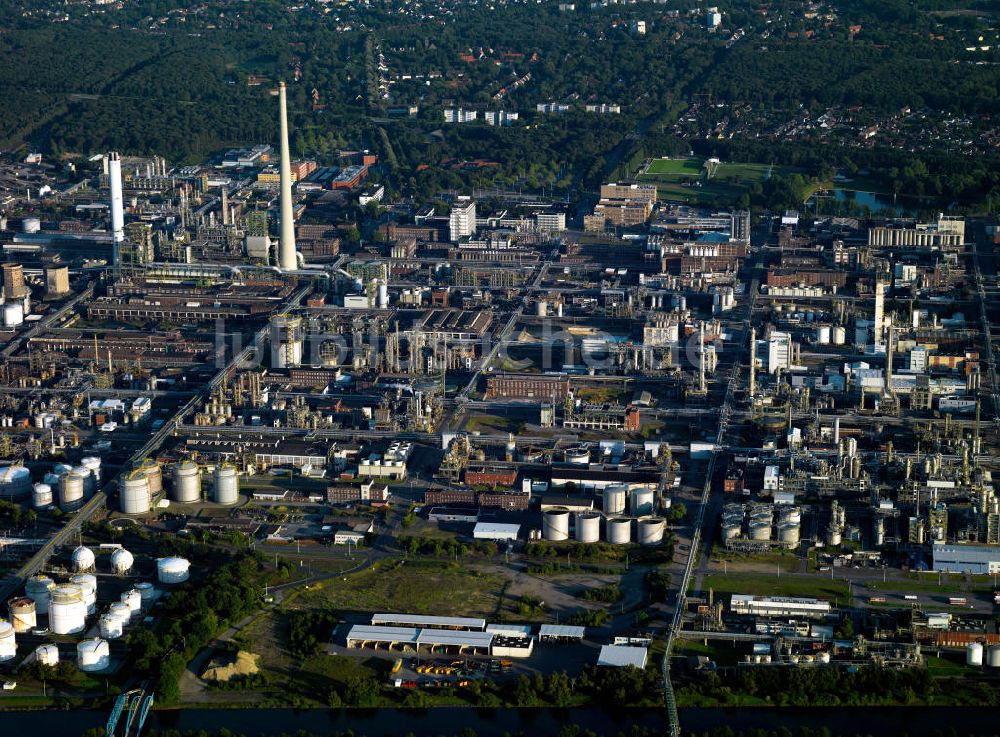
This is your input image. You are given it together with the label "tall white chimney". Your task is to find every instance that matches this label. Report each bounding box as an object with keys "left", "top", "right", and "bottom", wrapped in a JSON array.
[
  {"left": 277, "top": 82, "right": 297, "bottom": 270},
  {"left": 108, "top": 152, "right": 125, "bottom": 268}
]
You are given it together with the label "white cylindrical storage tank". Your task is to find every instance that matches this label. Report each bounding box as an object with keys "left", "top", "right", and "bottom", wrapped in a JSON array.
[
  {"left": 81, "top": 456, "right": 102, "bottom": 483},
  {"left": 0, "top": 466, "right": 31, "bottom": 501},
  {"left": 48, "top": 585, "right": 87, "bottom": 635},
  {"left": 142, "top": 463, "right": 163, "bottom": 496},
  {"left": 637, "top": 517, "right": 666, "bottom": 546},
  {"left": 22, "top": 217, "right": 40, "bottom": 234},
  {"left": 108, "top": 602, "right": 131, "bottom": 628},
  {"left": 816, "top": 326, "right": 831, "bottom": 345},
  {"left": 564, "top": 446, "right": 590, "bottom": 465},
  {"left": 987, "top": 646, "right": 1000, "bottom": 668},
  {"left": 213, "top": 464, "right": 239, "bottom": 505},
  {"left": 35, "top": 643, "right": 59, "bottom": 667},
  {"left": 72, "top": 465, "right": 94, "bottom": 496},
  {"left": 778, "top": 524, "right": 800, "bottom": 545},
  {"left": 25, "top": 575, "right": 55, "bottom": 614},
  {"left": 832, "top": 326, "right": 846, "bottom": 345},
  {"left": 542, "top": 509, "right": 570, "bottom": 542},
  {"left": 575, "top": 512, "right": 601, "bottom": 543},
  {"left": 3, "top": 303, "right": 23, "bottom": 328},
  {"left": 157, "top": 557, "right": 191, "bottom": 584},
  {"left": 70, "top": 574, "right": 97, "bottom": 614},
  {"left": 59, "top": 472, "right": 86, "bottom": 511},
  {"left": 7, "top": 597, "right": 36, "bottom": 633},
  {"left": 77, "top": 638, "right": 110, "bottom": 672},
  {"left": 172, "top": 460, "right": 201, "bottom": 503},
  {"left": 606, "top": 516, "right": 632, "bottom": 544},
  {"left": 377, "top": 282, "right": 389, "bottom": 309},
  {"left": 602, "top": 486, "right": 627, "bottom": 515},
  {"left": 817, "top": 651, "right": 831, "bottom": 664},
  {"left": 99, "top": 614, "right": 123, "bottom": 640},
  {"left": 630, "top": 488, "right": 655, "bottom": 517},
  {"left": 136, "top": 582, "right": 156, "bottom": 603},
  {"left": 967, "top": 643, "right": 984, "bottom": 666},
  {"left": 71, "top": 546, "right": 95, "bottom": 573},
  {"left": 750, "top": 520, "right": 771, "bottom": 540},
  {"left": 32, "top": 483, "right": 53, "bottom": 508},
  {"left": 43, "top": 472, "right": 60, "bottom": 486},
  {"left": 536, "top": 300, "right": 547, "bottom": 317},
  {"left": 722, "top": 520, "right": 742, "bottom": 541},
  {"left": 120, "top": 474, "right": 150, "bottom": 515},
  {"left": 0, "top": 620, "right": 14, "bottom": 662},
  {"left": 111, "top": 548, "right": 134, "bottom": 575},
  {"left": 120, "top": 590, "right": 141, "bottom": 620}
]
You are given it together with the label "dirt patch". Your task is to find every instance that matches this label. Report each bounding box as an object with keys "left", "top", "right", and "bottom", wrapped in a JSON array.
[{"left": 202, "top": 651, "right": 260, "bottom": 682}]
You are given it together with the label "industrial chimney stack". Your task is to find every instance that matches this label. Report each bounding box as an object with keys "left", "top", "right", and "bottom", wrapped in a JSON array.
[
  {"left": 108, "top": 152, "right": 125, "bottom": 268},
  {"left": 277, "top": 82, "right": 297, "bottom": 270}
]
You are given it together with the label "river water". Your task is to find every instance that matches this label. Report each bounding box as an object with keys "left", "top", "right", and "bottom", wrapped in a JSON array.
[{"left": 1, "top": 706, "right": 998, "bottom": 736}]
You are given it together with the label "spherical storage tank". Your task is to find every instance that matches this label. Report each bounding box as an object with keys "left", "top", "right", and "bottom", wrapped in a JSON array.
[
  {"left": 542, "top": 509, "right": 570, "bottom": 542},
  {"left": 59, "top": 472, "right": 86, "bottom": 511},
  {"left": 575, "top": 512, "right": 601, "bottom": 543},
  {"left": 49, "top": 585, "right": 87, "bottom": 635},
  {"left": 32, "top": 483, "right": 53, "bottom": 508},
  {"left": 35, "top": 644, "right": 59, "bottom": 667},
  {"left": 72, "top": 545, "right": 95, "bottom": 573},
  {"left": 25, "top": 575, "right": 55, "bottom": 614},
  {"left": 987, "top": 646, "right": 1000, "bottom": 668},
  {"left": 157, "top": 557, "right": 190, "bottom": 584},
  {"left": 172, "top": 461, "right": 201, "bottom": 503},
  {"left": 0, "top": 466, "right": 31, "bottom": 501},
  {"left": 120, "top": 474, "right": 150, "bottom": 515},
  {"left": 77, "top": 638, "right": 110, "bottom": 672},
  {"left": 0, "top": 620, "right": 15, "bottom": 662},
  {"left": 7, "top": 597, "right": 36, "bottom": 633},
  {"left": 99, "top": 614, "right": 123, "bottom": 640},
  {"left": 213, "top": 464, "right": 239, "bottom": 505},
  {"left": 967, "top": 643, "right": 984, "bottom": 666},
  {"left": 70, "top": 574, "right": 97, "bottom": 614},
  {"left": 111, "top": 548, "right": 134, "bottom": 575},
  {"left": 630, "top": 488, "right": 655, "bottom": 517},
  {"left": 606, "top": 516, "right": 632, "bottom": 544},
  {"left": 637, "top": 517, "right": 666, "bottom": 546},
  {"left": 602, "top": 486, "right": 627, "bottom": 516}
]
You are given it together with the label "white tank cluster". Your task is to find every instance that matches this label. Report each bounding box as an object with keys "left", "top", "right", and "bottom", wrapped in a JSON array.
[
  {"left": 35, "top": 643, "right": 59, "bottom": 667},
  {"left": 157, "top": 557, "right": 191, "bottom": 584},
  {"left": 72, "top": 546, "right": 95, "bottom": 573},
  {"left": 172, "top": 460, "right": 202, "bottom": 503},
  {"left": 111, "top": 548, "right": 135, "bottom": 575},
  {"left": 77, "top": 638, "right": 110, "bottom": 672},
  {"left": 0, "top": 619, "right": 15, "bottom": 662},
  {"left": 48, "top": 585, "right": 87, "bottom": 635},
  {"left": 213, "top": 464, "right": 239, "bottom": 505},
  {"left": 70, "top": 574, "right": 98, "bottom": 615},
  {"left": 7, "top": 597, "right": 36, "bottom": 633},
  {"left": 0, "top": 465, "right": 32, "bottom": 501},
  {"left": 25, "top": 575, "right": 55, "bottom": 614}
]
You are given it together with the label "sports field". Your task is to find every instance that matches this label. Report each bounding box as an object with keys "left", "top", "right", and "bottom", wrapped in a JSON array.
[{"left": 640, "top": 156, "right": 792, "bottom": 205}]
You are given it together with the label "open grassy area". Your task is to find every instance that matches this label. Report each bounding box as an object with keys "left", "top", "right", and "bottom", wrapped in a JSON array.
[
  {"left": 709, "top": 546, "right": 800, "bottom": 572},
  {"left": 295, "top": 559, "right": 505, "bottom": 619},
  {"left": 673, "top": 638, "right": 744, "bottom": 667},
  {"left": 640, "top": 156, "right": 794, "bottom": 206},
  {"left": 701, "top": 573, "right": 850, "bottom": 603},
  {"left": 925, "top": 654, "right": 979, "bottom": 677}
]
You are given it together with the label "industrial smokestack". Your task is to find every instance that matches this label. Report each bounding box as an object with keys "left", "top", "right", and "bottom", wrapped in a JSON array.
[
  {"left": 277, "top": 82, "right": 297, "bottom": 270},
  {"left": 108, "top": 152, "right": 125, "bottom": 268}
]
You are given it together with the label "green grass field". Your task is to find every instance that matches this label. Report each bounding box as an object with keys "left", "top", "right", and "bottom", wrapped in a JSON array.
[
  {"left": 701, "top": 573, "right": 850, "bottom": 603},
  {"left": 640, "top": 156, "right": 791, "bottom": 206}
]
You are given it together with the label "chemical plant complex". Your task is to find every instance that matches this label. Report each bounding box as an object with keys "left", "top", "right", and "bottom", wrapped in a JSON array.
[{"left": 0, "top": 85, "right": 998, "bottom": 730}]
